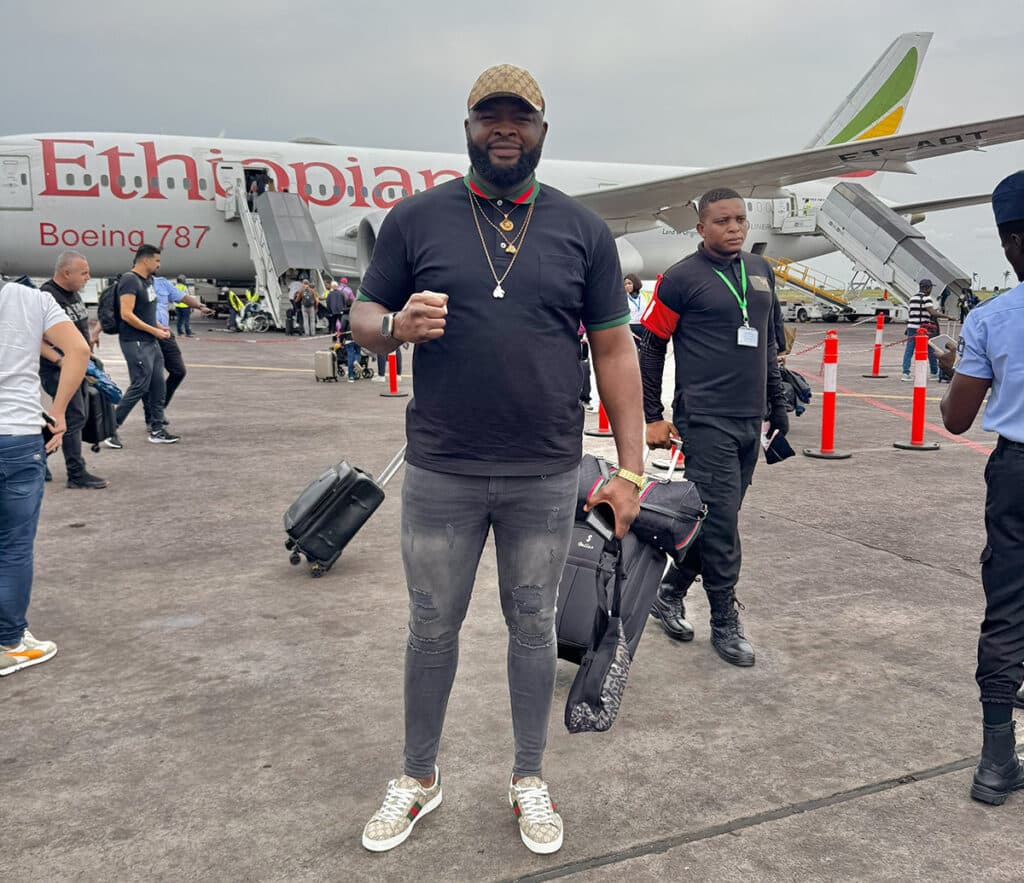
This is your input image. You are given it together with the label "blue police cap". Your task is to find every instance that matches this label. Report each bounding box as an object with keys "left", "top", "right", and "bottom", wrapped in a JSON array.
[{"left": 993, "top": 170, "right": 1024, "bottom": 226}]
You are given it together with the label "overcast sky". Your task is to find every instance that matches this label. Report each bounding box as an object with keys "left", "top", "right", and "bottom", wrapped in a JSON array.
[{"left": 8, "top": 0, "right": 1022, "bottom": 287}]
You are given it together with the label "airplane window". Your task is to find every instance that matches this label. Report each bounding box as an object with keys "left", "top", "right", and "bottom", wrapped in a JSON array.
[
  {"left": 747, "top": 202, "right": 752, "bottom": 210},
  {"left": 387, "top": 188, "right": 395, "bottom": 199},
  {"left": 167, "top": 177, "right": 175, "bottom": 189},
  {"left": 319, "top": 184, "right": 327, "bottom": 196},
  {"left": 101, "top": 174, "right": 109, "bottom": 187},
  {"left": 199, "top": 178, "right": 208, "bottom": 191},
  {"left": 66, "top": 173, "right": 75, "bottom": 186},
  {"left": 184, "top": 177, "right": 192, "bottom": 190},
  {"left": 347, "top": 186, "right": 354, "bottom": 197},
  {"left": 83, "top": 174, "right": 93, "bottom": 186},
  {"left": 305, "top": 184, "right": 312, "bottom": 195},
  {"left": 20, "top": 174, "right": 27, "bottom": 185},
  {"left": 134, "top": 176, "right": 143, "bottom": 188}
]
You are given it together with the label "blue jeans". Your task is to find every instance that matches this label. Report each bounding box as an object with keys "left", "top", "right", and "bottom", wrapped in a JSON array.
[
  {"left": 903, "top": 331, "right": 938, "bottom": 376},
  {"left": 176, "top": 307, "right": 191, "bottom": 336},
  {"left": 0, "top": 434, "right": 46, "bottom": 645},
  {"left": 401, "top": 463, "right": 577, "bottom": 779},
  {"left": 345, "top": 341, "right": 361, "bottom": 378}
]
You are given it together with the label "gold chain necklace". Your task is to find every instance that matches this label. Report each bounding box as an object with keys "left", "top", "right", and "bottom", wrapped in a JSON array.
[
  {"left": 471, "top": 193, "right": 528, "bottom": 254},
  {"left": 469, "top": 192, "right": 535, "bottom": 299}
]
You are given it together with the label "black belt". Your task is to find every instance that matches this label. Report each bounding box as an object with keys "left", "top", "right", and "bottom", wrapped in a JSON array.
[{"left": 996, "top": 436, "right": 1024, "bottom": 451}]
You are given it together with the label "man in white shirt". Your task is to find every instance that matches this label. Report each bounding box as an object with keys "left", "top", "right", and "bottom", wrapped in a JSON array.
[{"left": 0, "top": 280, "right": 89, "bottom": 676}]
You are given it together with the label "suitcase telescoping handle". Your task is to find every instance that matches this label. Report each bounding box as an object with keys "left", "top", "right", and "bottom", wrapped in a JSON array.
[
  {"left": 376, "top": 444, "right": 407, "bottom": 488},
  {"left": 643, "top": 438, "right": 683, "bottom": 483}
]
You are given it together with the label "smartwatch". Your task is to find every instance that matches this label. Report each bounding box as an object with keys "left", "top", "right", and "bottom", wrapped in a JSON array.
[{"left": 380, "top": 312, "right": 397, "bottom": 340}]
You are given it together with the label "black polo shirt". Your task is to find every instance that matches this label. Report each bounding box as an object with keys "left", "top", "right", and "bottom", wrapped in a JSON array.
[
  {"left": 642, "top": 246, "right": 783, "bottom": 421},
  {"left": 359, "top": 172, "right": 628, "bottom": 476}
]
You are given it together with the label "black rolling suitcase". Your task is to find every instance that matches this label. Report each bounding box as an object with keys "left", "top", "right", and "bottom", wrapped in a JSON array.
[
  {"left": 80, "top": 385, "right": 117, "bottom": 452},
  {"left": 283, "top": 445, "right": 405, "bottom": 577},
  {"left": 557, "top": 526, "right": 666, "bottom": 664}
]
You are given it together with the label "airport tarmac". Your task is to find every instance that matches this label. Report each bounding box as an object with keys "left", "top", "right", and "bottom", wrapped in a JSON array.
[{"left": 6, "top": 320, "right": 1021, "bottom": 882}]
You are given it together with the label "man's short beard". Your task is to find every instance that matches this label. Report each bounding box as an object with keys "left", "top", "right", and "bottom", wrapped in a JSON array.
[{"left": 467, "top": 138, "right": 543, "bottom": 191}]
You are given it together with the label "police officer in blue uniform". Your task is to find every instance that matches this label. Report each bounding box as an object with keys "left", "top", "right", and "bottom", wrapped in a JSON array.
[{"left": 939, "top": 170, "right": 1024, "bottom": 805}]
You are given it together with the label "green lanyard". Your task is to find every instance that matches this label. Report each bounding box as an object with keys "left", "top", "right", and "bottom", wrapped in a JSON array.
[{"left": 713, "top": 260, "right": 749, "bottom": 326}]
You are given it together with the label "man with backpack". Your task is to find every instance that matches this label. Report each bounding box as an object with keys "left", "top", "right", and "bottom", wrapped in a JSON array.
[
  {"left": 101, "top": 244, "right": 179, "bottom": 447},
  {"left": 299, "top": 277, "right": 319, "bottom": 336}
]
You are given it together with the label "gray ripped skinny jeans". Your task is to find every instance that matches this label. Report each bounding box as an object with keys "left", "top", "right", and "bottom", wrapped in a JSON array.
[{"left": 401, "top": 462, "right": 578, "bottom": 779}]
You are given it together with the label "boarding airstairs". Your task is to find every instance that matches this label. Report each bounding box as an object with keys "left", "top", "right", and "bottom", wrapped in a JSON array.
[
  {"left": 812, "top": 182, "right": 971, "bottom": 302},
  {"left": 217, "top": 168, "right": 331, "bottom": 330},
  {"left": 765, "top": 258, "right": 852, "bottom": 311}
]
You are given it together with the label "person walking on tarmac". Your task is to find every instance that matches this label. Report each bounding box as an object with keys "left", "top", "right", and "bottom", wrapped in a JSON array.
[
  {"left": 938, "top": 170, "right": 1024, "bottom": 806},
  {"left": 37, "top": 250, "right": 108, "bottom": 489},
  {"left": 640, "top": 188, "right": 789, "bottom": 667},
  {"left": 174, "top": 275, "right": 194, "bottom": 337},
  {"left": 350, "top": 64, "right": 643, "bottom": 855},
  {"left": 151, "top": 275, "right": 213, "bottom": 428},
  {"left": 901, "top": 279, "right": 950, "bottom": 381}
]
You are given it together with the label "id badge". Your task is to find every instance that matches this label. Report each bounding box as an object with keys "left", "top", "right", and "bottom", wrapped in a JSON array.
[{"left": 737, "top": 325, "right": 759, "bottom": 348}]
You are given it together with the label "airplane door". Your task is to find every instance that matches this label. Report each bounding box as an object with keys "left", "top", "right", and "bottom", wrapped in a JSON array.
[
  {"left": 214, "top": 162, "right": 244, "bottom": 216},
  {"left": 772, "top": 198, "right": 790, "bottom": 228},
  {"left": 0, "top": 156, "right": 32, "bottom": 210}
]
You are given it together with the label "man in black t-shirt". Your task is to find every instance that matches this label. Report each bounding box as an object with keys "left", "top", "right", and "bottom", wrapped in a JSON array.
[
  {"left": 38, "top": 250, "right": 108, "bottom": 488},
  {"left": 109, "top": 244, "right": 179, "bottom": 447},
  {"left": 351, "top": 64, "right": 644, "bottom": 856},
  {"left": 641, "top": 188, "right": 789, "bottom": 668}
]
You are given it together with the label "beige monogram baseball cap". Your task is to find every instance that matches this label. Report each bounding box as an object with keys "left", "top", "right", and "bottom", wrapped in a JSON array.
[{"left": 467, "top": 64, "right": 544, "bottom": 114}]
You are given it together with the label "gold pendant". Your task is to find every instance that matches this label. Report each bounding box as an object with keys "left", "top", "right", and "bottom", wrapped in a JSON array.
[
  {"left": 499, "top": 218, "right": 514, "bottom": 232},
  {"left": 504, "top": 244, "right": 517, "bottom": 255}
]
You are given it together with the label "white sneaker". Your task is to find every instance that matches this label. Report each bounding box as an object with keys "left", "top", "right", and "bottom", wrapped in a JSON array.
[
  {"left": 0, "top": 629, "right": 58, "bottom": 676},
  {"left": 362, "top": 766, "right": 442, "bottom": 852},
  {"left": 509, "top": 775, "right": 563, "bottom": 854},
  {"left": 372, "top": 376, "right": 386, "bottom": 383},
  {"left": 900, "top": 373, "right": 913, "bottom": 382}
]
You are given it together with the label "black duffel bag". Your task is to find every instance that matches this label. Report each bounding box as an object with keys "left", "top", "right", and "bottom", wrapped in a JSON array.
[{"left": 576, "top": 454, "right": 705, "bottom": 566}]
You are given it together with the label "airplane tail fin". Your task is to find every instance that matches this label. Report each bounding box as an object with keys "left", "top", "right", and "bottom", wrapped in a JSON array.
[{"left": 804, "top": 31, "right": 932, "bottom": 177}]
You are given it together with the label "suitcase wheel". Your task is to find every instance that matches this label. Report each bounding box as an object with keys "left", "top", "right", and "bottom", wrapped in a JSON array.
[
  {"left": 310, "top": 562, "right": 325, "bottom": 578},
  {"left": 285, "top": 538, "right": 295, "bottom": 551},
  {"left": 91, "top": 444, "right": 100, "bottom": 453},
  {"left": 289, "top": 552, "right": 302, "bottom": 566}
]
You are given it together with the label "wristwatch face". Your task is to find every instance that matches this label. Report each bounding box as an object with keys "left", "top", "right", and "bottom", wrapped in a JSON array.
[{"left": 380, "top": 313, "right": 392, "bottom": 338}]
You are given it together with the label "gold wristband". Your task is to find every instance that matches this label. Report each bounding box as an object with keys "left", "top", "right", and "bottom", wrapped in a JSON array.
[{"left": 613, "top": 468, "right": 645, "bottom": 491}]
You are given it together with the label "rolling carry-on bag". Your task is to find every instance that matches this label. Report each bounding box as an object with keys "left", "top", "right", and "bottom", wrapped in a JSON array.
[
  {"left": 556, "top": 523, "right": 666, "bottom": 665},
  {"left": 283, "top": 445, "right": 406, "bottom": 577},
  {"left": 80, "top": 384, "right": 118, "bottom": 452},
  {"left": 314, "top": 350, "right": 338, "bottom": 381}
]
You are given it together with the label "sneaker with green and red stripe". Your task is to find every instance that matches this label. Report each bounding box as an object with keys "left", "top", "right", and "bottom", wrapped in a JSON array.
[
  {"left": 361, "top": 766, "right": 442, "bottom": 852},
  {"left": 509, "top": 775, "right": 563, "bottom": 854}
]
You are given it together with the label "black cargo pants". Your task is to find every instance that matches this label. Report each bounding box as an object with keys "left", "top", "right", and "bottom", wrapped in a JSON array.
[
  {"left": 976, "top": 437, "right": 1024, "bottom": 706},
  {"left": 670, "top": 414, "right": 761, "bottom": 592}
]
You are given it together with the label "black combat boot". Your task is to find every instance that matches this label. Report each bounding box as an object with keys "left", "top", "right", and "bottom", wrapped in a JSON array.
[
  {"left": 650, "top": 564, "right": 696, "bottom": 641},
  {"left": 1015, "top": 684, "right": 1024, "bottom": 710},
  {"left": 971, "top": 720, "right": 1024, "bottom": 805},
  {"left": 706, "top": 588, "right": 755, "bottom": 667}
]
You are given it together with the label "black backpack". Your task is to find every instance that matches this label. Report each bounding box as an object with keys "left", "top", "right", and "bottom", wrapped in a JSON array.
[
  {"left": 97, "top": 281, "right": 120, "bottom": 333},
  {"left": 301, "top": 289, "right": 314, "bottom": 307}
]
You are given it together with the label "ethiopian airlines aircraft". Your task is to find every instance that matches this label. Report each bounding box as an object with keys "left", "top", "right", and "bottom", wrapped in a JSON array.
[{"left": 0, "top": 33, "right": 1020, "bottom": 283}]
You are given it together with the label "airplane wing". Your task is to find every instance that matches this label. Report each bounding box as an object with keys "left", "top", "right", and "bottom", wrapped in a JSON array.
[
  {"left": 576, "top": 115, "right": 1024, "bottom": 233},
  {"left": 891, "top": 193, "right": 990, "bottom": 215}
]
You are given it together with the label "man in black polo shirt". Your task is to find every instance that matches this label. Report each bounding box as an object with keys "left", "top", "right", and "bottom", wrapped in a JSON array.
[
  {"left": 351, "top": 64, "right": 644, "bottom": 856},
  {"left": 109, "top": 244, "right": 178, "bottom": 446},
  {"left": 641, "top": 188, "right": 788, "bottom": 668},
  {"left": 38, "top": 250, "right": 108, "bottom": 488}
]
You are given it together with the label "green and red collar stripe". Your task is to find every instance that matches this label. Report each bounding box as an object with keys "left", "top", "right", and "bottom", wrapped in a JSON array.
[{"left": 464, "top": 168, "right": 540, "bottom": 204}]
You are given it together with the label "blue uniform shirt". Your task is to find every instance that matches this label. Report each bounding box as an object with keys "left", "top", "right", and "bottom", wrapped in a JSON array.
[
  {"left": 956, "top": 281, "right": 1024, "bottom": 443},
  {"left": 152, "top": 276, "right": 181, "bottom": 328}
]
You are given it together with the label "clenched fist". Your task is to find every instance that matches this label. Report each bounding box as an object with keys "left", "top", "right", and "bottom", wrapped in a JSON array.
[{"left": 395, "top": 292, "right": 448, "bottom": 344}]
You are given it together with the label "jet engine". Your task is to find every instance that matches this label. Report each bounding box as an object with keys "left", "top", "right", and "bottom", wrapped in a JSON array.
[{"left": 356, "top": 210, "right": 390, "bottom": 276}]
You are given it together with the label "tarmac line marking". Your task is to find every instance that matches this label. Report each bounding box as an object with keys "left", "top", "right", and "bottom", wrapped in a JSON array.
[
  {"left": 802, "top": 372, "right": 994, "bottom": 456},
  {"left": 506, "top": 755, "right": 978, "bottom": 882}
]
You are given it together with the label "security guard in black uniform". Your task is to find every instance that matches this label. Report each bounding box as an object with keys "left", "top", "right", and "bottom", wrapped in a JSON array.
[
  {"left": 640, "top": 188, "right": 788, "bottom": 667},
  {"left": 939, "top": 170, "right": 1024, "bottom": 805}
]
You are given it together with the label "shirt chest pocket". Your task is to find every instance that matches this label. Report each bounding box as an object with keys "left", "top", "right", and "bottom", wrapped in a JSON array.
[{"left": 533, "top": 252, "right": 586, "bottom": 312}]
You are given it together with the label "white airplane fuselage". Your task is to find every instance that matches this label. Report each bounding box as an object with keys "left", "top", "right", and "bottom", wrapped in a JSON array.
[{"left": 0, "top": 133, "right": 839, "bottom": 281}]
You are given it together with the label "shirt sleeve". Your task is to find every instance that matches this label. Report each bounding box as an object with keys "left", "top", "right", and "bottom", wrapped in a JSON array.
[
  {"left": 955, "top": 311, "right": 992, "bottom": 379},
  {"left": 40, "top": 290, "right": 70, "bottom": 331},
  {"left": 581, "top": 223, "right": 629, "bottom": 331},
  {"left": 358, "top": 208, "right": 413, "bottom": 311}
]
